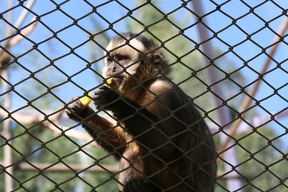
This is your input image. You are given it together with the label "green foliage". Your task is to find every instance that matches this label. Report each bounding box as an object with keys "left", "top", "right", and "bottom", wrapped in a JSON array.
[{"left": 236, "top": 127, "right": 288, "bottom": 191}]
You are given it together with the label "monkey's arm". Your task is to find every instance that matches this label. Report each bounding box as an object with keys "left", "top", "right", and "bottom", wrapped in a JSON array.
[
  {"left": 94, "top": 87, "right": 177, "bottom": 161},
  {"left": 66, "top": 98, "right": 127, "bottom": 160}
]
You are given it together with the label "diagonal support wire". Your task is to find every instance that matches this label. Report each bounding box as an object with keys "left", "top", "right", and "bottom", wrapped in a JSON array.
[{"left": 218, "top": 17, "right": 288, "bottom": 155}]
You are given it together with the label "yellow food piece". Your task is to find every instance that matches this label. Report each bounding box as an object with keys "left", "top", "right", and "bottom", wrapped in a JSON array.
[
  {"left": 79, "top": 93, "right": 92, "bottom": 112},
  {"left": 105, "top": 77, "right": 113, "bottom": 87},
  {"left": 107, "top": 77, "right": 113, "bottom": 84}
]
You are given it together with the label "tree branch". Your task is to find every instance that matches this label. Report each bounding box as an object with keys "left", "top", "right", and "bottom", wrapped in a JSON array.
[
  {"left": 0, "top": 108, "right": 98, "bottom": 147},
  {"left": 9, "top": 17, "right": 37, "bottom": 47},
  {"left": 218, "top": 17, "right": 288, "bottom": 157}
]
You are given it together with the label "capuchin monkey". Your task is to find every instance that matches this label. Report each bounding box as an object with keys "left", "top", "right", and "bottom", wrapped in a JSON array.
[{"left": 66, "top": 32, "right": 217, "bottom": 192}]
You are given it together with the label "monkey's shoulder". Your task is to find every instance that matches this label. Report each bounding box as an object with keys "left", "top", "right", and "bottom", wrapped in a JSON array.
[
  {"left": 140, "top": 79, "right": 174, "bottom": 109},
  {"left": 147, "top": 79, "right": 172, "bottom": 96}
]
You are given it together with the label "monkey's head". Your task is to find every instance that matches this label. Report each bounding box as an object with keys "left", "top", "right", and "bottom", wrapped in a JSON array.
[{"left": 102, "top": 32, "right": 171, "bottom": 93}]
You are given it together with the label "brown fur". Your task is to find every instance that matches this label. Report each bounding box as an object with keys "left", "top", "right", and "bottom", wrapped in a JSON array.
[{"left": 66, "top": 32, "right": 217, "bottom": 192}]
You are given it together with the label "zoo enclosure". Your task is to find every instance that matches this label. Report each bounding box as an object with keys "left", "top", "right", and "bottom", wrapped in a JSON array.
[{"left": 0, "top": 0, "right": 288, "bottom": 191}]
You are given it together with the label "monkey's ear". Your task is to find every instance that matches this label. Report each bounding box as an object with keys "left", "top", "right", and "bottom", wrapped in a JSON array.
[{"left": 150, "top": 53, "right": 163, "bottom": 65}]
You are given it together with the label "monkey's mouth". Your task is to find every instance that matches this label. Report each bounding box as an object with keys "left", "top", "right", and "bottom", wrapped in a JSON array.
[
  {"left": 109, "top": 75, "right": 124, "bottom": 87},
  {"left": 111, "top": 76, "right": 122, "bottom": 82}
]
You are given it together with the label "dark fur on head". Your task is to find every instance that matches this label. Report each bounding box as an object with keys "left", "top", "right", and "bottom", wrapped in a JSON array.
[{"left": 111, "top": 32, "right": 156, "bottom": 51}]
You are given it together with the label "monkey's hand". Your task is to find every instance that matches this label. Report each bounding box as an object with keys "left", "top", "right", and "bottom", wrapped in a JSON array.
[
  {"left": 94, "top": 87, "right": 151, "bottom": 122},
  {"left": 66, "top": 97, "right": 95, "bottom": 122},
  {"left": 93, "top": 86, "right": 120, "bottom": 111}
]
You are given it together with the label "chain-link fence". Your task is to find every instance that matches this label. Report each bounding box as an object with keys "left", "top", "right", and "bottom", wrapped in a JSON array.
[{"left": 1, "top": 0, "right": 288, "bottom": 191}]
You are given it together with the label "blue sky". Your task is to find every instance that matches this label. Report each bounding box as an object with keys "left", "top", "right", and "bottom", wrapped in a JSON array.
[{"left": 1, "top": 0, "right": 287, "bottom": 142}]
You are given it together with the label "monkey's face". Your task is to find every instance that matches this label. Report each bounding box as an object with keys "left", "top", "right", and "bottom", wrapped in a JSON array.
[{"left": 102, "top": 39, "right": 145, "bottom": 88}]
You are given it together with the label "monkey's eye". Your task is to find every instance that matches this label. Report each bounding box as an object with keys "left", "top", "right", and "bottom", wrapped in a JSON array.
[
  {"left": 106, "top": 57, "right": 113, "bottom": 63},
  {"left": 116, "top": 55, "right": 128, "bottom": 62}
]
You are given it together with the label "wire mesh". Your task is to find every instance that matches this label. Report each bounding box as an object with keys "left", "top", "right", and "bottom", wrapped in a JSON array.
[{"left": 0, "top": 0, "right": 288, "bottom": 192}]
